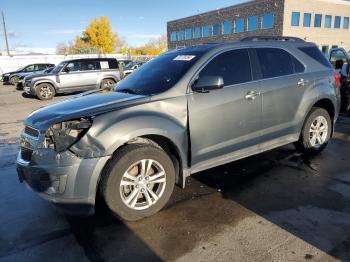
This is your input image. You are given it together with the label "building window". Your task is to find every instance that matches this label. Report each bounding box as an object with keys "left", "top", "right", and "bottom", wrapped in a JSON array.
[
  {"left": 325, "top": 15, "right": 332, "bottom": 28},
  {"left": 170, "top": 32, "right": 177, "bottom": 42},
  {"left": 203, "top": 25, "right": 211, "bottom": 37},
  {"left": 213, "top": 23, "right": 220, "bottom": 36},
  {"left": 178, "top": 31, "right": 184, "bottom": 41},
  {"left": 262, "top": 13, "right": 274, "bottom": 29},
  {"left": 185, "top": 28, "right": 192, "bottom": 40},
  {"left": 234, "top": 18, "right": 245, "bottom": 33},
  {"left": 223, "top": 21, "right": 232, "bottom": 35},
  {"left": 303, "top": 13, "right": 311, "bottom": 27},
  {"left": 291, "top": 12, "right": 300, "bottom": 26},
  {"left": 248, "top": 16, "right": 258, "bottom": 31},
  {"left": 344, "top": 17, "right": 349, "bottom": 29},
  {"left": 194, "top": 27, "right": 201, "bottom": 39},
  {"left": 334, "top": 16, "right": 341, "bottom": 28},
  {"left": 314, "top": 14, "right": 322, "bottom": 27}
]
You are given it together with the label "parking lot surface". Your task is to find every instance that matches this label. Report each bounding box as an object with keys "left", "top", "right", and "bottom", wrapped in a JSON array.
[{"left": 0, "top": 83, "right": 350, "bottom": 262}]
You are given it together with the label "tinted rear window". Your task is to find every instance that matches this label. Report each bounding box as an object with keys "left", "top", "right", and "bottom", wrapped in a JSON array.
[
  {"left": 256, "top": 48, "right": 295, "bottom": 78},
  {"left": 298, "top": 47, "right": 332, "bottom": 68}
]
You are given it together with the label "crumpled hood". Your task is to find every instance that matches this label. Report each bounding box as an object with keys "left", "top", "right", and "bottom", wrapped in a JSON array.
[{"left": 25, "top": 90, "right": 150, "bottom": 130}]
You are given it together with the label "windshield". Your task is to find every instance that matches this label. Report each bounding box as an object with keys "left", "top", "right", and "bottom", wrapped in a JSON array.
[
  {"left": 115, "top": 50, "right": 205, "bottom": 95},
  {"left": 51, "top": 62, "right": 66, "bottom": 74}
]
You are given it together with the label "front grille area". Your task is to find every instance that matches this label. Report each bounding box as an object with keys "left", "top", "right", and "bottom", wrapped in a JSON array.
[
  {"left": 21, "top": 147, "right": 33, "bottom": 162},
  {"left": 24, "top": 126, "right": 39, "bottom": 138}
]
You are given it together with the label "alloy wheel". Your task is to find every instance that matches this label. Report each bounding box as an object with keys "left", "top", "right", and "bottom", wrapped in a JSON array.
[{"left": 309, "top": 115, "right": 328, "bottom": 148}]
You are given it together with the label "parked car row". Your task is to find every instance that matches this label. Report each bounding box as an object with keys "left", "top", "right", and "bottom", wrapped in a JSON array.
[{"left": 2, "top": 58, "right": 145, "bottom": 100}]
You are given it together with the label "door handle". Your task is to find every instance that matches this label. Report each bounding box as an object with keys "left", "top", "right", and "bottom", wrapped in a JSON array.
[
  {"left": 245, "top": 91, "right": 260, "bottom": 100},
  {"left": 297, "top": 78, "right": 309, "bottom": 87}
]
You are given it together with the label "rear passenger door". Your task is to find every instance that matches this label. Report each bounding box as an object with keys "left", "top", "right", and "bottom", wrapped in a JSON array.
[
  {"left": 253, "top": 47, "right": 312, "bottom": 143},
  {"left": 79, "top": 60, "right": 100, "bottom": 89},
  {"left": 188, "top": 48, "right": 263, "bottom": 167}
]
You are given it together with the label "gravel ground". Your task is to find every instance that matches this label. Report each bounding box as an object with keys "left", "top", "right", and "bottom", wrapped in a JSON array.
[{"left": 0, "top": 83, "right": 350, "bottom": 262}]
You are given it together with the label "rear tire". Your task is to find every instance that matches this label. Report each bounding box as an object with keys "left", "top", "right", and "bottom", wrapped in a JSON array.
[
  {"left": 101, "top": 144, "right": 175, "bottom": 221},
  {"left": 294, "top": 107, "right": 332, "bottom": 155},
  {"left": 35, "top": 83, "right": 55, "bottom": 100}
]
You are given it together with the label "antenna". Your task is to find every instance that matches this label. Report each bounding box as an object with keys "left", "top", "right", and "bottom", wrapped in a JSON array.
[{"left": 2, "top": 11, "right": 10, "bottom": 56}]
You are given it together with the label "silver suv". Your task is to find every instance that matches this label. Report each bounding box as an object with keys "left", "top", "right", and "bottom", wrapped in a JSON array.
[
  {"left": 24, "top": 58, "right": 122, "bottom": 100},
  {"left": 17, "top": 37, "right": 340, "bottom": 221}
]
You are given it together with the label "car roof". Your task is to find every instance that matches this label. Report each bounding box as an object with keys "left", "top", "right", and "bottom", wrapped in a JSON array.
[
  {"left": 172, "top": 38, "right": 316, "bottom": 54},
  {"left": 63, "top": 58, "right": 117, "bottom": 63}
]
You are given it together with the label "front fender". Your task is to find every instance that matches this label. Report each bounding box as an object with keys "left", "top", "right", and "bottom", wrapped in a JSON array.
[
  {"left": 71, "top": 111, "right": 188, "bottom": 168},
  {"left": 33, "top": 79, "right": 58, "bottom": 89}
]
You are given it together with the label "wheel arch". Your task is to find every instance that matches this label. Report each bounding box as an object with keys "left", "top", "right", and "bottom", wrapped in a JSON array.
[{"left": 33, "top": 80, "right": 57, "bottom": 91}]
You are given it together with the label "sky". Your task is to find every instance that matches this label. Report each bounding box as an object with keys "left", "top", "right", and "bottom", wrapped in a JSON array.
[{"left": 0, "top": 0, "right": 246, "bottom": 54}]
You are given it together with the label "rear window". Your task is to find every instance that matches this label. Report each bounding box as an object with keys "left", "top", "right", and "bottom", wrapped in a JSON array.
[{"left": 298, "top": 47, "right": 332, "bottom": 68}]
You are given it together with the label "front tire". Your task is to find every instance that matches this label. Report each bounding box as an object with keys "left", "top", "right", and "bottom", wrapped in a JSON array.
[
  {"left": 35, "top": 83, "right": 55, "bottom": 100},
  {"left": 100, "top": 79, "right": 116, "bottom": 90},
  {"left": 101, "top": 144, "right": 175, "bottom": 221},
  {"left": 294, "top": 107, "right": 332, "bottom": 155},
  {"left": 10, "top": 76, "right": 19, "bottom": 85}
]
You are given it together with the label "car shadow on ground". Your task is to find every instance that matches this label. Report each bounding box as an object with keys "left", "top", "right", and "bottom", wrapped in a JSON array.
[
  {"left": 192, "top": 130, "right": 350, "bottom": 261},
  {"left": 61, "top": 120, "right": 350, "bottom": 261}
]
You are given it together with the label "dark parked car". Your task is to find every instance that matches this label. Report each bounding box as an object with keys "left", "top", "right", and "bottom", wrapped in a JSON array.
[
  {"left": 16, "top": 66, "right": 55, "bottom": 90},
  {"left": 327, "top": 48, "right": 350, "bottom": 113},
  {"left": 2, "top": 63, "right": 55, "bottom": 85},
  {"left": 17, "top": 37, "right": 340, "bottom": 221}
]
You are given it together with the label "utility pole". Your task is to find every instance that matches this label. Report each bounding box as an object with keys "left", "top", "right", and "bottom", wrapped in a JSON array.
[{"left": 2, "top": 11, "right": 10, "bottom": 56}]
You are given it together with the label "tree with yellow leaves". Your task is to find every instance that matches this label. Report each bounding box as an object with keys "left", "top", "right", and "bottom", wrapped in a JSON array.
[{"left": 71, "top": 16, "right": 117, "bottom": 54}]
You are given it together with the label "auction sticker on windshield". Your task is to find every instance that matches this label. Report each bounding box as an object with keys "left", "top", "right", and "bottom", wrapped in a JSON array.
[{"left": 173, "top": 55, "right": 196, "bottom": 61}]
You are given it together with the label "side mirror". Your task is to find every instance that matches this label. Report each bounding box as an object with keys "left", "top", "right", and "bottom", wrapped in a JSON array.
[
  {"left": 192, "top": 76, "right": 224, "bottom": 93},
  {"left": 63, "top": 67, "right": 70, "bottom": 73}
]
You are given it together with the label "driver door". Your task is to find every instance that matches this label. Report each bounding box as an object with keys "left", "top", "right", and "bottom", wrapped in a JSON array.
[{"left": 188, "top": 48, "right": 263, "bottom": 168}]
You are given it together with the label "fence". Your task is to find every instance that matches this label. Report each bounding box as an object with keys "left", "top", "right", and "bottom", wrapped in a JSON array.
[{"left": 0, "top": 53, "right": 130, "bottom": 74}]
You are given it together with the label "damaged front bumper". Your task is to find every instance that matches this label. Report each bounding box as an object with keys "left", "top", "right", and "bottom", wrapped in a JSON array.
[{"left": 16, "top": 136, "right": 111, "bottom": 215}]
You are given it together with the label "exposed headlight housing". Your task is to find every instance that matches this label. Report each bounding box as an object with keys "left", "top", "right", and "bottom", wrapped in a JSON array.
[{"left": 44, "top": 118, "right": 92, "bottom": 152}]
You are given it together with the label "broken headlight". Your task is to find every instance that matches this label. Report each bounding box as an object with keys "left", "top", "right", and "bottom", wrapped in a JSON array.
[{"left": 43, "top": 118, "right": 92, "bottom": 152}]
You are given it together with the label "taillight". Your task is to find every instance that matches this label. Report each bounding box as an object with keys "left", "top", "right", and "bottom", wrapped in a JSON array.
[{"left": 334, "top": 71, "right": 341, "bottom": 88}]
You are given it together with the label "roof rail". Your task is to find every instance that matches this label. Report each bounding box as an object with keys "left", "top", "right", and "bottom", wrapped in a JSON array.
[{"left": 241, "top": 36, "right": 305, "bottom": 42}]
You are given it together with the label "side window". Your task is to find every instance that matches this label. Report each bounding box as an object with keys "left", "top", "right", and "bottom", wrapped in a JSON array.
[
  {"left": 80, "top": 61, "right": 96, "bottom": 71},
  {"left": 37, "top": 64, "right": 47, "bottom": 70},
  {"left": 298, "top": 46, "right": 332, "bottom": 68},
  {"left": 25, "top": 65, "right": 35, "bottom": 72},
  {"left": 199, "top": 49, "right": 252, "bottom": 86},
  {"left": 255, "top": 48, "right": 295, "bottom": 79},
  {"left": 108, "top": 59, "right": 118, "bottom": 69},
  {"left": 65, "top": 62, "right": 81, "bottom": 72}
]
